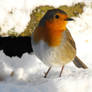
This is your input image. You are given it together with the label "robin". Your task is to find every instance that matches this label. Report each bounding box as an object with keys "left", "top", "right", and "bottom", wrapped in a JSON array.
[{"left": 31, "top": 9, "right": 88, "bottom": 78}]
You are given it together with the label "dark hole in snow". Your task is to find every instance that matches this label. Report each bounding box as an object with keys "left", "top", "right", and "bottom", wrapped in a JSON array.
[{"left": 0, "top": 36, "right": 33, "bottom": 57}]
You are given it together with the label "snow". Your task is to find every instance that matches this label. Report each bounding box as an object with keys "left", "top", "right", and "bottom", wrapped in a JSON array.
[{"left": 0, "top": 0, "right": 92, "bottom": 92}]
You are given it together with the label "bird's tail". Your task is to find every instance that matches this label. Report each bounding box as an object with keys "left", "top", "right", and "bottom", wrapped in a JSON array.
[{"left": 73, "top": 56, "right": 88, "bottom": 69}]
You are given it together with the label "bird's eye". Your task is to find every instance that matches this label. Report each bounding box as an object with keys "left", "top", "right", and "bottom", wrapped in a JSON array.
[{"left": 55, "top": 15, "right": 59, "bottom": 19}]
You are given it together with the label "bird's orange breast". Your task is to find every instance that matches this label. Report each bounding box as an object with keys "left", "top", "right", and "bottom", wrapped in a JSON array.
[
  {"left": 43, "top": 28, "right": 63, "bottom": 46},
  {"left": 33, "top": 21, "right": 66, "bottom": 47},
  {"left": 33, "top": 27, "right": 63, "bottom": 47}
]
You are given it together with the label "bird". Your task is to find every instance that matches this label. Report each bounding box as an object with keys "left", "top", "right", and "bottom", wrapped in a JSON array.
[{"left": 31, "top": 9, "right": 88, "bottom": 78}]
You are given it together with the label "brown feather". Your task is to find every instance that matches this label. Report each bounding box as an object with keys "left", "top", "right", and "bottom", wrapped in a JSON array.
[
  {"left": 73, "top": 56, "right": 88, "bottom": 69},
  {"left": 65, "top": 29, "right": 76, "bottom": 49},
  {"left": 65, "top": 30, "right": 88, "bottom": 69}
]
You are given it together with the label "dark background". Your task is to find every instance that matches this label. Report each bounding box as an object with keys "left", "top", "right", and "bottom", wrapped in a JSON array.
[{"left": 0, "top": 37, "right": 33, "bottom": 57}]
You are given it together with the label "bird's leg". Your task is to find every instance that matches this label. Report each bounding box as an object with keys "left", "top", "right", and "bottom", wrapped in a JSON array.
[
  {"left": 44, "top": 66, "right": 51, "bottom": 78},
  {"left": 59, "top": 65, "right": 64, "bottom": 77}
]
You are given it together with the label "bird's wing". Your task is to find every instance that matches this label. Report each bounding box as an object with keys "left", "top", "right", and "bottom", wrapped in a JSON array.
[
  {"left": 65, "top": 29, "right": 88, "bottom": 69},
  {"left": 65, "top": 29, "right": 76, "bottom": 49}
]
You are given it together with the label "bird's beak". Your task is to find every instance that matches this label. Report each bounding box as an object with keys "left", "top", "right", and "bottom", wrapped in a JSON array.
[{"left": 65, "top": 18, "right": 74, "bottom": 21}]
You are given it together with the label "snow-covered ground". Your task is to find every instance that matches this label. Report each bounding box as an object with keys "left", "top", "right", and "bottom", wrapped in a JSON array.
[{"left": 0, "top": 0, "right": 92, "bottom": 92}]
